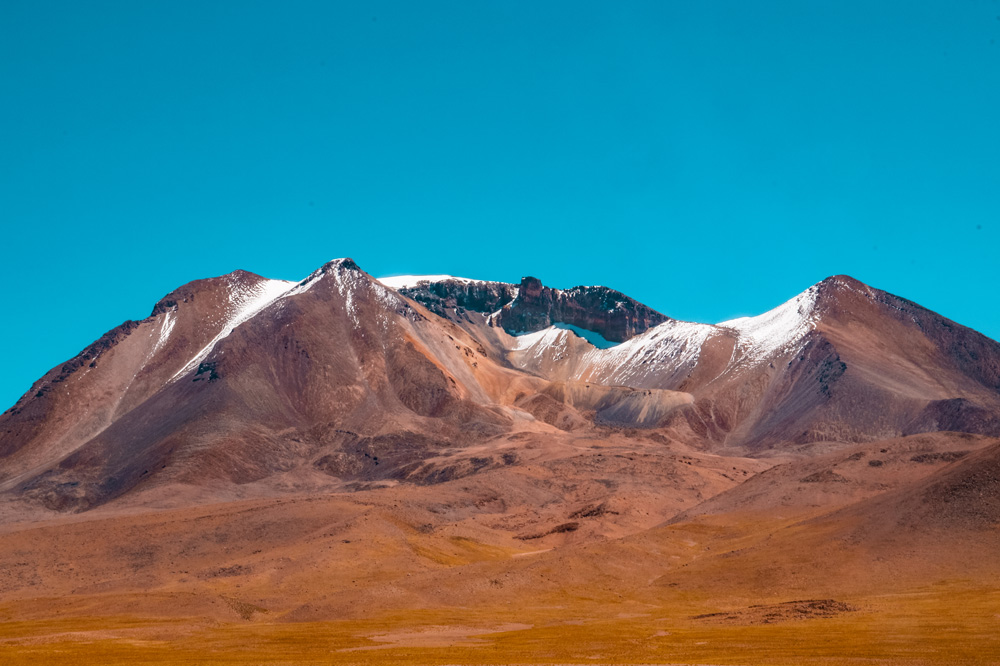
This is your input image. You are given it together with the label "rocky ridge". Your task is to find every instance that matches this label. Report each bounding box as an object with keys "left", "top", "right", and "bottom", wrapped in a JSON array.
[{"left": 391, "top": 275, "right": 669, "bottom": 343}]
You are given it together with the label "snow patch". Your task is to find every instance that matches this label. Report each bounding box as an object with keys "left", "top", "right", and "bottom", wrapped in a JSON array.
[
  {"left": 377, "top": 274, "right": 479, "bottom": 290},
  {"left": 500, "top": 282, "right": 826, "bottom": 386},
  {"left": 511, "top": 327, "right": 571, "bottom": 351},
  {"left": 510, "top": 327, "right": 576, "bottom": 363},
  {"left": 503, "top": 319, "right": 719, "bottom": 387},
  {"left": 283, "top": 267, "right": 325, "bottom": 297},
  {"left": 718, "top": 286, "right": 819, "bottom": 363},
  {"left": 587, "top": 320, "right": 717, "bottom": 386},
  {"left": 152, "top": 310, "right": 175, "bottom": 354}
]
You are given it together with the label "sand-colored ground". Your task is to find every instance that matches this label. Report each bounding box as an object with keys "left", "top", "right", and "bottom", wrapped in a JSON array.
[{"left": 1, "top": 432, "right": 999, "bottom": 664}]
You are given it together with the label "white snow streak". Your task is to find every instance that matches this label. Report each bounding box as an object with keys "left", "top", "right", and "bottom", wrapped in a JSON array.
[
  {"left": 584, "top": 320, "right": 717, "bottom": 385},
  {"left": 509, "top": 327, "right": 578, "bottom": 365},
  {"left": 512, "top": 327, "right": 571, "bottom": 350},
  {"left": 335, "top": 266, "right": 405, "bottom": 328},
  {"left": 152, "top": 310, "right": 175, "bottom": 354},
  {"left": 282, "top": 267, "right": 325, "bottom": 297},
  {"left": 170, "top": 277, "right": 295, "bottom": 381},
  {"left": 718, "top": 286, "right": 819, "bottom": 363}
]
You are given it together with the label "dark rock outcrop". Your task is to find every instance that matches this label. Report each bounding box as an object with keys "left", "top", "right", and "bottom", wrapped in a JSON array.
[
  {"left": 398, "top": 275, "right": 668, "bottom": 343},
  {"left": 495, "top": 277, "right": 668, "bottom": 343},
  {"left": 396, "top": 279, "right": 518, "bottom": 319},
  {"left": 906, "top": 398, "right": 1000, "bottom": 437}
]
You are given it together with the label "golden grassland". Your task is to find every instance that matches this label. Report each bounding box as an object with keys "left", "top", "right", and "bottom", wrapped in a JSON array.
[{"left": 2, "top": 583, "right": 999, "bottom": 665}]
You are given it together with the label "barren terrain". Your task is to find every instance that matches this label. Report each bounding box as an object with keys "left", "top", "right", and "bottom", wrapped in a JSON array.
[{"left": 1, "top": 263, "right": 999, "bottom": 663}]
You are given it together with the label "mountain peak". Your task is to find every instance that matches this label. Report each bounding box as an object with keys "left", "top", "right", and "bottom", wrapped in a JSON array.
[
  {"left": 812, "top": 274, "right": 885, "bottom": 305},
  {"left": 316, "top": 257, "right": 361, "bottom": 273},
  {"left": 149, "top": 269, "right": 274, "bottom": 318},
  {"left": 4, "top": 258, "right": 1000, "bottom": 519},
  {"left": 820, "top": 274, "right": 865, "bottom": 287},
  {"left": 718, "top": 285, "right": 820, "bottom": 364},
  {"left": 226, "top": 268, "right": 267, "bottom": 281},
  {"left": 285, "top": 258, "right": 366, "bottom": 295},
  {"left": 714, "top": 275, "right": 879, "bottom": 366}
]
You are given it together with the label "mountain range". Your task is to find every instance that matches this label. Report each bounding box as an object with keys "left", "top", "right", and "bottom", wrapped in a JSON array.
[{"left": 1, "top": 258, "right": 998, "bottom": 663}]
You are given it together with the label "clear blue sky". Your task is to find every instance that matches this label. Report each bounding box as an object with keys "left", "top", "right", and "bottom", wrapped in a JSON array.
[{"left": 2, "top": 1, "right": 998, "bottom": 409}]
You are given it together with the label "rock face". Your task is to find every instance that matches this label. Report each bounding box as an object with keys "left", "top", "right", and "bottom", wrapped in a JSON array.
[
  {"left": 396, "top": 278, "right": 518, "bottom": 319},
  {"left": 494, "top": 277, "right": 670, "bottom": 343},
  {"left": 396, "top": 275, "right": 668, "bottom": 343}
]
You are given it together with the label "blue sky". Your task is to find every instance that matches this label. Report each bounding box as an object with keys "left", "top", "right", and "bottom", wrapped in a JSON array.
[{"left": 1, "top": 1, "right": 998, "bottom": 409}]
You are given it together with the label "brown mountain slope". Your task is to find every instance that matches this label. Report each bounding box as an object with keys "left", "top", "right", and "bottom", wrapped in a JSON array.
[
  {"left": 626, "top": 436, "right": 1000, "bottom": 606},
  {"left": 512, "top": 276, "right": 1000, "bottom": 450},
  {"left": 716, "top": 275, "right": 1000, "bottom": 449},
  {"left": 668, "top": 431, "right": 995, "bottom": 523},
  {"left": 0, "top": 270, "right": 296, "bottom": 491},
  {"left": 1, "top": 260, "right": 555, "bottom": 511}
]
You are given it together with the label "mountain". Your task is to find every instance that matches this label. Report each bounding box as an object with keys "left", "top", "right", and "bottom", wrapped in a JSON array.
[
  {"left": 388, "top": 272, "right": 1000, "bottom": 450},
  {"left": 2, "top": 258, "right": 1000, "bottom": 662},
  {"left": 2, "top": 262, "right": 999, "bottom": 513},
  {"left": 0, "top": 260, "right": 536, "bottom": 510}
]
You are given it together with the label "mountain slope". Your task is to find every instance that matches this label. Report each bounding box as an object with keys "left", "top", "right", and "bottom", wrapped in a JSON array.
[
  {"left": 0, "top": 270, "right": 295, "bottom": 490},
  {"left": 1, "top": 260, "right": 548, "bottom": 510},
  {"left": 386, "top": 273, "right": 1000, "bottom": 451}
]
